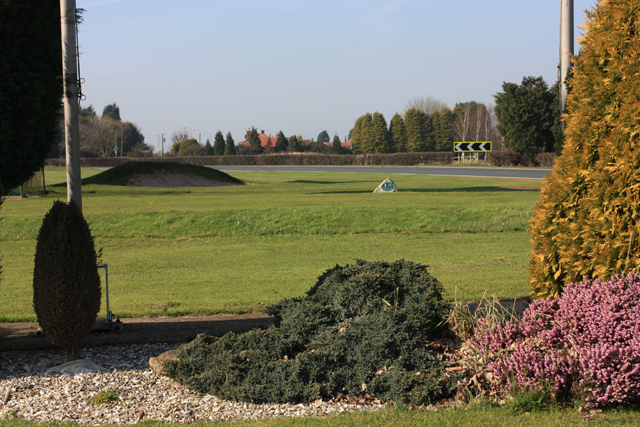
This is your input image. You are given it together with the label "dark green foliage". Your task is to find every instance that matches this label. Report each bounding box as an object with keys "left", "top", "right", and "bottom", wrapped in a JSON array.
[
  {"left": 275, "top": 131, "right": 288, "bottom": 152},
  {"left": 33, "top": 201, "right": 101, "bottom": 361},
  {"left": 101, "top": 103, "right": 121, "bottom": 121},
  {"left": 331, "top": 135, "right": 342, "bottom": 154},
  {"left": 79, "top": 104, "right": 97, "bottom": 118},
  {"left": 435, "top": 108, "right": 454, "bottom": 152},
  {"left": 204, "top": 139, "right": 214, "bottom": 156},
  {"left": 0, "top": 186, "right": 3, "bottom": 289},
  {"left": 431, "top": 110, "right": 441, "bottom": 150},
  {"left": 249, "top": 127, "right": 263, "bottom": 154},
  {"left": 166, "top": 259, "right": 457, "bottom": 405},
  {"left": 372, "top": 112, "right": 391, "bottom": 153},
  {"left": 389, "top": 113, "right": 407, "bottom": 153},
  {"left": 287, "top": 135, "right": 299, "bottom": 152},
  {"left": 494, "top": 77, "right": 558, "bottom": 165},
  {"left": 224, "top": 132, "right": 236, "bottom": 155},
  {"left": 305, "top": 142, "right": 331, "bottom": 154},
  {"left": 405, "top": 108, "right": 433, "bottom": 152},
  {"left": 213, "top": 131, "right": 225, "bottom": 156},
  {"left": 351, "top": 113, "right": 373, "bottom": 154},
  {"left": 316, "top": 130, "right": 330, "bottom": 143},
  {"left": 0, "top": 0, "right": 62, "bottom": 191},
  {"left": 179, "top": 139, "right": 203, "bottom": 156},
  {"left": 122, "top": 121, "right": 146, "bottom": 155}
]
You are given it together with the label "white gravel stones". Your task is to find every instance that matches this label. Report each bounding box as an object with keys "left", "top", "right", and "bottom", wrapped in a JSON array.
[{"left": 0, "top": 343, "right": 383, "bottom": 424}]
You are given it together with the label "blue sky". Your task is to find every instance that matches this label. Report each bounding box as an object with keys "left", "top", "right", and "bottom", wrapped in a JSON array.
[{"left": 76, "top": 0, "right": 596, "bottom": 150}]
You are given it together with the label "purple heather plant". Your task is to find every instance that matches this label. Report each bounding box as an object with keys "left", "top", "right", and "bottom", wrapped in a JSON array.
[{"left": 472, "top": 273, "right": 640, "bottom": 408}]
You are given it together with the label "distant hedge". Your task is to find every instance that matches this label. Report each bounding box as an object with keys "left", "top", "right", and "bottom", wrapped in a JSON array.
[
  {"left": 46, "top": 152, "right": 453, "bottom": 168},
  {"left": 487, "top": 150, "right": 556, "bottom": 167},
  {"left": 47, "top": 151, "right": 556, "bottom": 168}
]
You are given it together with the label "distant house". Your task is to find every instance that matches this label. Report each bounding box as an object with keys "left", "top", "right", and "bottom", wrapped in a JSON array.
[
  {"left": 322, "top": 137, "right": 352, "bottom": 150},
  {"left": 237, "top": 129, "right": 312, "bottom": 151}
]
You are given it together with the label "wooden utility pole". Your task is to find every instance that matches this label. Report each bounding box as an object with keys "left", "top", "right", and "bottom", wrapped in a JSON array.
[
  {"left": 560, "top": 0, "right": 574, "bottom": 131},
  {"left": 60, "top": 0, "right": 82, "bottom": 211}
]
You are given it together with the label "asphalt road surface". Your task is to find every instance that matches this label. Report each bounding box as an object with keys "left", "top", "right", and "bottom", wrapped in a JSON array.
[{"left": 213, "top": 165, "right": 551, "bottom": 180}]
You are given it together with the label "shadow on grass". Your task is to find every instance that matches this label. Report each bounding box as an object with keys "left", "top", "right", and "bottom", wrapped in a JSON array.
[
  {"left": 310, "top": 186, "right": 540, "bottom": 194},
  {"left": 0, "top": 314, "right": 273, "bottom": 355},
  {"left": 287, "top": 180, "right": 369, "bottom": 184}
]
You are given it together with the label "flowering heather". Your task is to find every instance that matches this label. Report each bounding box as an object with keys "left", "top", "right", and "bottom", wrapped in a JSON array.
[{"left": 473, "top": 273, "right": 640, "bottom": 408}]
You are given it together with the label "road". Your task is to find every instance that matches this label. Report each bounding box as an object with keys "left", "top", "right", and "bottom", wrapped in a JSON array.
[{"left": 213, "top": 165, "right": 551, "bottom": 180}]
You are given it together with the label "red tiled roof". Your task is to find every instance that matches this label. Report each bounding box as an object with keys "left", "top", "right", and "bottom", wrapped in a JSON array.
[
  {"left": 322, "top": 138, "right": 352, "bottom": 148},
  {"left": 239, "top": 134, "right": 296, "bottom": 147}
]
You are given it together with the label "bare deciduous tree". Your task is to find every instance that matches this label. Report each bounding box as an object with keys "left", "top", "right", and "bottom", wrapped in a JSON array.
[
  {"left": 78, "top": 116, "right": 120, "bottom": 157},
  {"left": 475, "top": 105, "right": 484, "bottom": 142},
  {"left": 172, "top": 129, "right": 190, "bottom": 145},
  {"left": 404, "top": 96, "right": 448, "bottom": 115},
  {"left": 453, "top": 104, "right": 472, "bottom": 142}
]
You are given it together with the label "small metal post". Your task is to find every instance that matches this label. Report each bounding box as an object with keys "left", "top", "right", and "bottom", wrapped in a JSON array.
[{"left": 97, "top": 264, "right": 112, "bottom": 325}]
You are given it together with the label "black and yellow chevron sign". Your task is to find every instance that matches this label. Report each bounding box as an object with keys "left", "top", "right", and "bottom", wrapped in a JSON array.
[{"left": 453, "top": 142, "right": 492, "bottom": 152}]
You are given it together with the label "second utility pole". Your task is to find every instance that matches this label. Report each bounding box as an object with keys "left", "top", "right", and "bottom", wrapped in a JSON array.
[{"left": 559, "top": 0, "right": 574, "bottom": 131}]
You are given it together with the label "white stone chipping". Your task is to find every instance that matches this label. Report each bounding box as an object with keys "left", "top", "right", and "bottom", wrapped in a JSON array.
[{"left": 0, "top": 343, "right": 383, "bottom": 424}]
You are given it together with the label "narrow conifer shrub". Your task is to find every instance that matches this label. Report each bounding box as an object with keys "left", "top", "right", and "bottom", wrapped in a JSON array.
[
  {"left": 529, "top": 0, "right": 640, "bottom": 297},
  {"left": 472, "top": 273, "right": 640, "bottom": 408},
  {"left": 33, "top": 200, "right": 101, "bottom": 361},
  {"left": 165, "top": 259, "right": 458, "bottom": 405}
]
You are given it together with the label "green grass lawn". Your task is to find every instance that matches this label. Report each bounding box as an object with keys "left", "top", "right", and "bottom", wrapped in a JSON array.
[
  {"left": 1, "top": 402, "right": 639, "bottom": 427},
  {"left": 3, "top": 166, "right": 640, "bottom": 425},
  {"left": 0, "top": 166, "right": 540, "bottom": 321}
]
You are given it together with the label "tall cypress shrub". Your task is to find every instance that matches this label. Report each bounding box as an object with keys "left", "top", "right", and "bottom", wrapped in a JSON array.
[
  {"left": 204, "top": 139, "right": 214, "bottom": 155},
  {"left": 249, "top": 127, "right": 262, "bottom": 154},
  {"left": 224, "top": 132, "right": 236, "bottom": 155},
  {"left": 0, "top": 1, "right": 62, "bottom": 191},
  {"left": 351, "top": 113, "right": 373, "bottom": 153},
  {"left": 529, "top": 0, "right": 640, "bottom": 298},
  {"left": 436, "top": 107, "right": 454, "bottom": 151},
  {"left": 213, "top": 131, "right": 225, "bottom": 156},
  {"left": 389, "top": 113, "right": 407, "bottom": 153},
  {"left": 33, "top": 201, "right": 101, "bottom": 361},
  {"left": 287, "top": 135, "right": 298, "bottom": 152},
  {"left": 371, "top": 112, "right": 391, "bottom": 153},
  {"left": 331, "top": 135, "right": 342, "bottom": 154},
  {"left": 405, "top": 108, "right": 428, "bottom": 152},
  {"left": 275, "top": 131, "right": 288, "bottom": 152}
]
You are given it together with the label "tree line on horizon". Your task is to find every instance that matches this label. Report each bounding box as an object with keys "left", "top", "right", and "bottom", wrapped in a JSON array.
[
  {"left": 167, "top": 129, "right": 237, "bottom": 157},
  {"left": 165, "top": 127, "right": 350, "bottom": 157},
  {"left": 350, "top": 98, "right": 499, "bottom": 155},
  {"left": 238, "top": 127, "right": 344, "bottom": 156},
  {"left": 351, "top": 80, "right": 561, "bottom": 166}
]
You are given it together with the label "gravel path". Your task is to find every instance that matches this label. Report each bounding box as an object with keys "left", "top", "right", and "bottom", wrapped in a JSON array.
[{"left": 0, "top": 343, "right": 384, "bottom": 424}]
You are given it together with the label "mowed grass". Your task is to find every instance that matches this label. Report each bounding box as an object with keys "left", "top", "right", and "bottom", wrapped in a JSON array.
[
  {"left": 0, "top": 166, "right": 541, "bottom": 322},
  {"left": 1, "top": 403, "right": 639, "bottom": 427}
]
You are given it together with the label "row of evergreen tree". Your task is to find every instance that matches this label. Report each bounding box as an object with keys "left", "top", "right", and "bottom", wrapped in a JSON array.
[
  {"left": 351, "top": 108, "right": 454, "bottom": 154},
  {"left": 168, "top": 131, "right": 236, "bottom": 156},
  {"left": 204, "top": 131, "right": 236, "bottom": 156},
  {"left": 243, "top": 127, "right": 342, "bottom": 155}
]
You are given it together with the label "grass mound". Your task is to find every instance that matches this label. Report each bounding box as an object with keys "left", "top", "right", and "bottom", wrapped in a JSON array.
[
  {"left": 165, "top": 259, "right": 458, "bottom": 405},
  {"left": 81, "top": 161, "right": 243, "bottom": 186}
]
